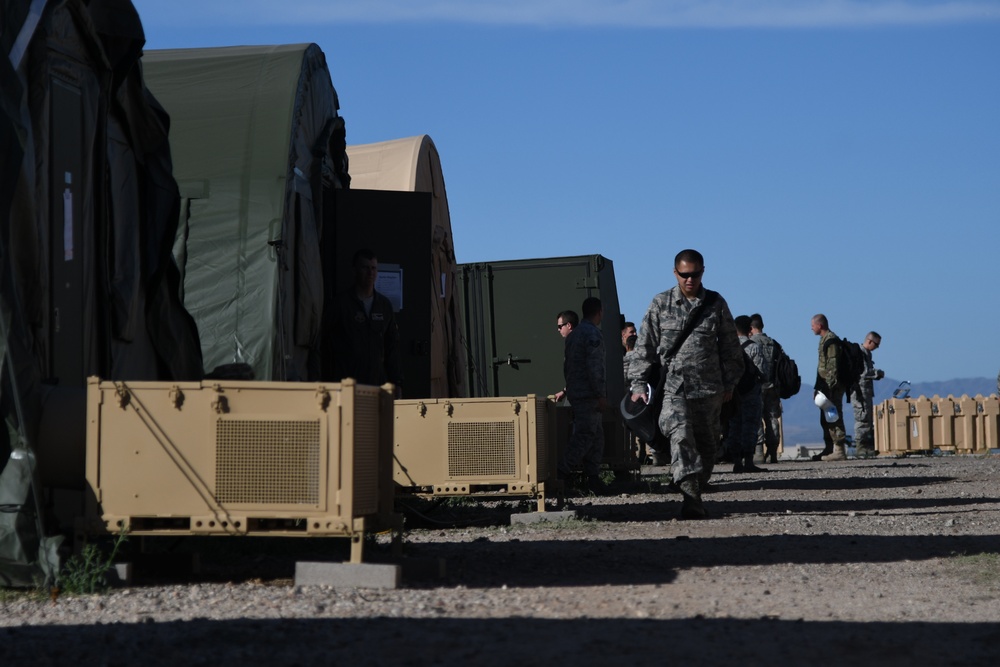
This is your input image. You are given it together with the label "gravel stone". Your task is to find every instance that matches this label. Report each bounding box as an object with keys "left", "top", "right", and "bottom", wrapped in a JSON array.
[{"left": 2, "top": 455, "right": 999, "bottom": 665}]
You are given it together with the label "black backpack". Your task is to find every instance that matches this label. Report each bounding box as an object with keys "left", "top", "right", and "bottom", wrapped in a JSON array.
[
  {"left": 736, "top": 340, "right": 762, "bottom": 394},
  {"left": 772, "top": 341, "right": 801, "bottom": 399},
  {"left": 823, "top": 336, "right": 864, "bottom": 398}
]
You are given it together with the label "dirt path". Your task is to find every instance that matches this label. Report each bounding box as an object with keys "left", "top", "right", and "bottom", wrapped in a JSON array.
[{"left": 2, "top": 455, "right": 999, "bottom": 665}]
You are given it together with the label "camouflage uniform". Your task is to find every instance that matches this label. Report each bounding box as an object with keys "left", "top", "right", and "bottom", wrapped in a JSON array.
[
  {"left": 623, "top": 348, "right": 635, "bottom": 380},
  {"left": 725, "top": 336, "right": 768, "bottom": 460},
  {"left": 751, "top": 331, "right": 783, "bottom": 454},
  {"left": 816, "top": 330, "right": 846, "bottom": 454},
  {"left": 851, "top": 345, "right": 878, "bottom": 449},
  {"left": 628, "top": 286, "right": 743, "bottom": 483},
  {"left": 559, "top": 319, "right": 606, "bottom": 477}
]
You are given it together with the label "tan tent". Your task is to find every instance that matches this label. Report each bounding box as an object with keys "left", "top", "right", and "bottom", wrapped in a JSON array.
[{"left": 346, "top": 136, "right": 466, "bottom": 397}]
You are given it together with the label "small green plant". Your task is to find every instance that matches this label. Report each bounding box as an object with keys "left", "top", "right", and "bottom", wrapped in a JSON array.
[
  {"left": 59, "top": 526, "right": 129, "bottom": 595},
  {"left": 950, "top": 552, "right": 1000, "bottom": 591},
  {"left": 0, "top": 587, "right": 49, "bottom": 603}
]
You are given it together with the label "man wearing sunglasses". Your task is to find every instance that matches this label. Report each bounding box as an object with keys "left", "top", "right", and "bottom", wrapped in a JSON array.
[
  {"left": 627, "top": 249, "right": 743, "bottom": 519},
  {"left": 558, "top": 297, "right": 608, "bottom": 494},
  {"left": 553, "top": 310, "right": 578, "bottom": 402}
]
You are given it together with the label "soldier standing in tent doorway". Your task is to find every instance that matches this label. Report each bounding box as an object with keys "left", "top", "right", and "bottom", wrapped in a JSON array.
[{"left": 330, "top": 248, "right": 403, "bottom": 397}]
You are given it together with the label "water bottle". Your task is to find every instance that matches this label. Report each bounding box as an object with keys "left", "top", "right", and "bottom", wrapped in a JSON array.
[{"left": 823, "top": 405, "right": 839, "bottom": 423}]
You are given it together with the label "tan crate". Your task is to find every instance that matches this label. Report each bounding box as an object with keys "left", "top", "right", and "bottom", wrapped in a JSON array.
[
  {"left": 875, "top": 394, "right": 1000, "bottom": 454},
  {"left": 81, "top": 377, "right": 399, "bottom": 563},
  {"left": 393, "top": 395, "right": 556, "bottom": 511}
]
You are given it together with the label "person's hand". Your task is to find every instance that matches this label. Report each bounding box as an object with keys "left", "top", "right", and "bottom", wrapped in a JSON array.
[
  {"left": 631, "top": 392, "right": 648, "bottom": 404},
  {"left": 875, "top": 369, "right": 885, "bottom": 380},
  {"left": 554, "top": 390, "right": 566, "bottom": 402}
]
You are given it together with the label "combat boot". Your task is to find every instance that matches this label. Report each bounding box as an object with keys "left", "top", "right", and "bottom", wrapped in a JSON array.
[
  {"left": 811, "top": 446, "right": 832, "bottom": 461},
  {"left": 764, "top": 444, "right": 779, "bottom": 464},
  {"left": 678, "top": 475, "right": 707, "bottom": 520},
  {"left": 740, "top": 454, "right": 768, "bottom": 473},
  {"left": 821, "top": 444, "right": 847, "bottom": 461}
]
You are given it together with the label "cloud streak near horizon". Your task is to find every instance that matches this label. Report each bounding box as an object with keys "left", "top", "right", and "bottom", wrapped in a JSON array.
[{"left": 141, "top": 0, "right": 1000, "bottom": 29}]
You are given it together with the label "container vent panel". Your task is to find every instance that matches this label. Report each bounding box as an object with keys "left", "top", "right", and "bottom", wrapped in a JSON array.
[
  {"left": 215, "top": 419, "right": 321, "bottom": 505},
  {"left": 448, "top": 421, "right": 516, "bottom": 477}
]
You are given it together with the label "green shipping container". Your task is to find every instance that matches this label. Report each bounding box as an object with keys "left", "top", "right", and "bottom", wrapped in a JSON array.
[{"left": 458, "top": 255, "right": 633, "bottom": 469}]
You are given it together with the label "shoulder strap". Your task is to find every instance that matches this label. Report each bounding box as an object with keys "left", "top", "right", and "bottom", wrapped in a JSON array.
[
  {"left": 653, "top": 290, "right": 718, "bottom": 393},
  {"left": 741, "top": 339, "right": 753, "bottom": 350}
]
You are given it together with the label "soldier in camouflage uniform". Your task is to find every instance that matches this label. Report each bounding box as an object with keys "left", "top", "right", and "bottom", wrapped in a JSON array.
[
  {"left": 627, "top": 249, "right": 743, "bottom": 519},
  {"left": 812, "top": 314, "right": 847, "bottom": 461},
  {"left": 558, "top": 297, "right": 607, "bottom": 493},
  {"left": 750, "top": 314, "right": 782, "bottom": 464},
  {"left": 727, "top": 315, "right": 769, "bottom": 473},
  {"left": 851, "top": 331, "right": 884, "bottom": 458}
]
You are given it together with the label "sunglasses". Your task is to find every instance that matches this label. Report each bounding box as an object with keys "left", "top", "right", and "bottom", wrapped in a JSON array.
[
  {"left": 556, "top": 322, "right": 569, "bottom": 330},
  {"left": 676, "top": 270, "right": 704, "bottom": 279}
]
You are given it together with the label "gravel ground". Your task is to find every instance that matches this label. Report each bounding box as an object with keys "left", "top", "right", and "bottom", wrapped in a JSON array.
[{"left": 2, "top": 454, "right": 1000, "bottom": 666}]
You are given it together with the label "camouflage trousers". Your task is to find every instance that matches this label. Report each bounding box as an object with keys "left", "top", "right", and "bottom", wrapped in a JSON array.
[
  {"left": 559, "top": 398, "right": 604, "bottom": 477},
  {"left": 659, "top": 392, "right": 724, "bottom": 484},
  {"left": 756, "top": 385, "right": 782, "bottom": 450},
  {"left": 726, "top": 386, "right": 763, "bottom": 458},
  {"left": 819, "top": 388, "right": 847, "bottom": 453},
  {"left": 852, "top": 382, "right": 875, "bottom": 449}
]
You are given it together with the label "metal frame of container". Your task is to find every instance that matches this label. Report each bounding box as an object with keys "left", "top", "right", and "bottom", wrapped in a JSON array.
[
  {"left": 393, "top": 395, "right": 556, "bottom": 511},
  {"left": 80, "top": 377, "right": 400, "bottom": 563}
]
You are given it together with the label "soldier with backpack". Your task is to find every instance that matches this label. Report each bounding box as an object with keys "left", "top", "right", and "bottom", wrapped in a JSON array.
[
  {"left": 725, "top": 316, "right": 769, "bottom": 473},
  {"left": 811, "top": 313, "right": 849, "bottom": 461},
  {"left": 750, "top": 314, "right": 783, "bottom": 464}
]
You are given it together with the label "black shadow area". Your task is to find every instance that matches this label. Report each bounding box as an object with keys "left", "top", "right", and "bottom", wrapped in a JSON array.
[
  {"left": 399, "top": 533, "right": 1000, "bottom": 588},
  {"left": 2, "top": 617, "right": 997, "bottom": 666}
]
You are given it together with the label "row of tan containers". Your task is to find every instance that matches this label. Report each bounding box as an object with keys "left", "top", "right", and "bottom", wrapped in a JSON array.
[
  {"left": 81, "top": 379, "right": 999, "bottom": 562},
  {"left": 81, "top": 378, "right": 563, "bottom": 562},
  {"left": 874, "top": 394, "right": 1000, "bottom": 454}
]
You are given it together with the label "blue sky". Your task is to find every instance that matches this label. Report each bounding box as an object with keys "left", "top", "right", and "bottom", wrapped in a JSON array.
[{"left": 133, "top": 1, "right": 1000, "bottom": 384}]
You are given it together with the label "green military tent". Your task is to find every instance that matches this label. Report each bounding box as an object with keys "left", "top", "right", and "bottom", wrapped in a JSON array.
[
  {"left": 1, "top": 0, "right": 202, "bottom": 587},
  {"left": 143, "top": 44, "right": 349, "bottom": 381}
]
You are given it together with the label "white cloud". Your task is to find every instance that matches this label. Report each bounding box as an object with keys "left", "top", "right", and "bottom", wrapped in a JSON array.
[{"left": 137, "top": 0, "right": 1000, "bottom": 29}]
